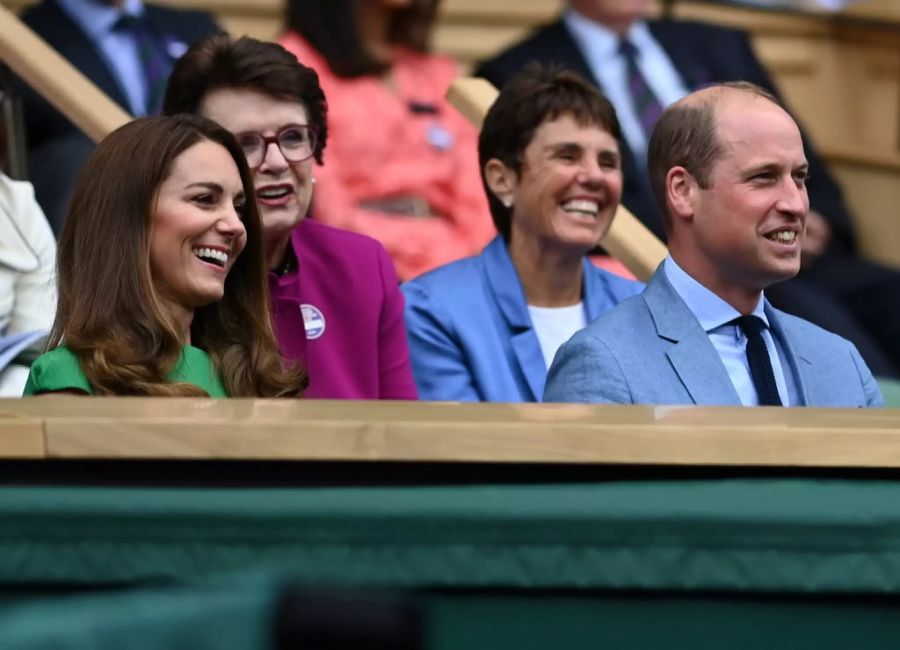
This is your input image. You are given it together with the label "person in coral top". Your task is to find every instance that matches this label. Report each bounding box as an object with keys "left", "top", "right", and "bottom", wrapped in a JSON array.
[{"left": 279, "top": 0, "right": 495, "bottom": 281}]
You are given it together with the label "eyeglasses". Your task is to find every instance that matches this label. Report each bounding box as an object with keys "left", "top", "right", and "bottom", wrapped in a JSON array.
[{"left": 236, "top": 124, "right": 317, "bottom": 169}]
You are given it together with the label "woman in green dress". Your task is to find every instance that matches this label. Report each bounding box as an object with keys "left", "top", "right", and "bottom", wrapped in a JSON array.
[{"left": 24, "top": 115, "right": 306, "bottom": 397}]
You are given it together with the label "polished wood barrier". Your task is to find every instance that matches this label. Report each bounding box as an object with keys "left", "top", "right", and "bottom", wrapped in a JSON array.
[
  {"left": 447, "top": 77, "right": 667, "bottom": 281},
  {"left": 0, "top": 6, "right": 131, "bottom": 143},
  {"left": 0, "top": 408, "right": 44, "bottom": 459},
  {"left": 0, "top": 397, "right": 898, "bottom": 467}
]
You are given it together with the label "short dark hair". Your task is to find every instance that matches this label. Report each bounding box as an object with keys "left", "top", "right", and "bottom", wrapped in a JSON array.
[
  {"left": 163, "top": 34, "right": 328, "bottom": 165},
  {"left": 478, "top": 64, "right": 622, "bottom": 240},
  {"left": 285, "top": 0, "right": 439, "bottom": 78},
  {"left": 647, "top": 81, "right": 779, "bottom": 233}
]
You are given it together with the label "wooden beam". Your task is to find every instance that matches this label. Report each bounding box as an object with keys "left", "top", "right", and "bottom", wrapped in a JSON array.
[
  {"left": 0, "top": 5, "right": 131, "bottom": 143},
  {"left": 2, "top": 397, "right": 900, "bottom": 468},
  {"left": 447, "top": 77, "right": 667, "bottom": 281},
  {"left": 0, "top": 414, "right": 45, "bottom": 458}
]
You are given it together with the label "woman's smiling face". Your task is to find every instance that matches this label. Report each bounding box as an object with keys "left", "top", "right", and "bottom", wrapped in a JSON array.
[
  {"left": 149, "top": 139, "right": 247, "bottom": 324},
  {"left": 199, "top": 87, "right": 315, "bottom": 249},
  {"left": 505, "top": 113, "right": 623, "bottom": 256}
]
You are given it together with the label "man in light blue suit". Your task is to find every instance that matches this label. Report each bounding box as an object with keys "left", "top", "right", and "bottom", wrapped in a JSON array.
[{"left": 544, "top": 82, "right": 883, "bottom": 407}]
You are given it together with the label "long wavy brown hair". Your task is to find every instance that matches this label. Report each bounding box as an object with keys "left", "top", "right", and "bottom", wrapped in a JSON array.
[{"left": 50, "top": 115, "right": 307, "bottom": 397}]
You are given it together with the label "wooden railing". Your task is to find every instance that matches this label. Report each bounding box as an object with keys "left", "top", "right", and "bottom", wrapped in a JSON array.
[
  {"left": 0, "top": 5, "right": 131, "bottom": 142},
  {"left": 2, "top": 396, "right": 899, "bottom": 466}
]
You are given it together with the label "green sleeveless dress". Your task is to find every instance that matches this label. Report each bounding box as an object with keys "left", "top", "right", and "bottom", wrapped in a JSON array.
[{"left": 22, "top": 346, "right": 227, "bottom": 397}]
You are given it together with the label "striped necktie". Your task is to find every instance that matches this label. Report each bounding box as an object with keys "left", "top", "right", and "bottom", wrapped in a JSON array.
[
  {"left": 113, "top": 13, "right": 171, "bottom": 115},
  {"left": 618, "top": 38, "right": 665, "bottom": 140}
]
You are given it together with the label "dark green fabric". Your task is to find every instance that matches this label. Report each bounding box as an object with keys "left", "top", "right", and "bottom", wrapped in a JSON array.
[
  {"left": 5, "top": 584, "right": 900, "bottom": 650},
  {"left": 3, "top": 479, "right": 900, "bottom": 593},
  {"left": 0, "top": 579, "right": 274, "bottom": 650},
  {"left": 431, "top": 594, "right": 900, "bottom": 650},
  {"left": 878, "top": 378, "right": 900, "bottom": 407},
  {"left": 23, "top": 345, "right": 227, "bottom": 397}
]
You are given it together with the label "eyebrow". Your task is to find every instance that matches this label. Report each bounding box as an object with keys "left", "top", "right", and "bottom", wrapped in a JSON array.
[
  {"left": 743, "top": 161, "right": 809, "bottom": 175},
  {"left": 235, "top": 123, "right": 310, "bottom": 136},
  {"left": 185, "top": 182, "right": 224, "bottom": 192},
  {"left": 545, "top": 142, "right": 582, "bottom": 153},
  {"left": 186, "top": 182, "right": 246, "bottom": 202},
  {"left": 545, "top": 142, "right": 620, "bottom": 156}
]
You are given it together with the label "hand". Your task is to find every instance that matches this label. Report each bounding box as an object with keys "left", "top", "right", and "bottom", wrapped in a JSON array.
[{"left": 801, "top": 210, "right": 831, "bottom": 268}]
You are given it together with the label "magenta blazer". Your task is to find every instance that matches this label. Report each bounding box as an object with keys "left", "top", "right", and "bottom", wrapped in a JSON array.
[{"left": 269, "top": 219, "right": 417, "bottom": 399}]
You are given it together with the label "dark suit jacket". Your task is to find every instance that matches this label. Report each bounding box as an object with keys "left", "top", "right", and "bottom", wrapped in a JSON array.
[
  {"left": 11, "top": 0, "right": 220, "bottom": 231},
  {"left": 16, "top": 0, "right": 220, "bottom": 148},
  {"left": 474, "top": 19, "right": 856, "bottom": 253}
]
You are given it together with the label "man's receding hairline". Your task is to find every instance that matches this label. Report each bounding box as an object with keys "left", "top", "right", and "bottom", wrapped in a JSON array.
[{"left": 687, "top": 84, "right": 776, "bottom": 108}]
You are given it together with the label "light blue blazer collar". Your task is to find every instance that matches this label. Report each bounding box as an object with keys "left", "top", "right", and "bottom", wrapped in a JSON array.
[
  {"left": 765, "top": 303, "right": 814, "bottom": 407},
  {"left": 643, "top": 266, "right": 812, "bottom": 406},
  {"left": 481, "top": 236, "right": 613, "bottom": 401}
]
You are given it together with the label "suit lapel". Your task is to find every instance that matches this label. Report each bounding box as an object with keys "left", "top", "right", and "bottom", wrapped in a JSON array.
[
  {"left": 581, "top": 258, "right": 606, "bottom": 322},
  {"left": 144, "top": 9, "right": 191, "bottom": 62},
  {"left": 482, "top": 238, "right": 546, "bottom": 401},
  {"left": 648, "top": 21, "right": 713, "bottom": 91},
  {"left": 45, "top": 0, "right": 131, "bottom": 110},
  {"left": 538, "top": 21, "right": 601, "bottom": 88},
  {"left": 765, "top": 305, "right": 812, "bottom": 406},
  {"left": 644, "top": 269, "right": 742, "bottom": 405}
]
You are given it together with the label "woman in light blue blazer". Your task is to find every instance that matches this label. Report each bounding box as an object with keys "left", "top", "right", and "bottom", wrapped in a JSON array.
[{"left": 402, "top": 65, "right": 643, "bottom": 402}]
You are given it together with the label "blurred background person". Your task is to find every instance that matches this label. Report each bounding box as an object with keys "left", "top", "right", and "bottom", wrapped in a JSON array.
[
  {"left": 25, "top": 115, "right": 305, "bottom": 397},
  {"left": 475, "top": 0, "right": 900, "bottom": 380},
  {"left": 0, "top": 170, "right": 57, "bottom": 396},
  {"left": 164, "top": 35, "right": 417, "bottom": 400},
  {"left": 403, "top": 66, "right": 642, "bottom": 402},
  {"left": 13, "top": 0, "right": 220, "bottom": 234},
  {"left": 279, "top": 0, "right": 495, "bottom": 281}
]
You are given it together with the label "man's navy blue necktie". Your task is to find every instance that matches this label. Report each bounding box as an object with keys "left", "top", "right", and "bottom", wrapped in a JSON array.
[
  {"left": 114, "top": 14, "right": 171, "bottom": 115},
  {"left": 733, "top": 315, "right": 783, "bottom": 406},
  {"left": 618, "top": 38, "right": 665, "bottom": 139}
]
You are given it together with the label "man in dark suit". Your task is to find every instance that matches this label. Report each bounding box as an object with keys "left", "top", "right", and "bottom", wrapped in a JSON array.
[
  {"left": 475, "top": 0, "right": 900, "bottom": 378},
  {"left": 13, "top": 0, "right": 220, "bottom": 232}
]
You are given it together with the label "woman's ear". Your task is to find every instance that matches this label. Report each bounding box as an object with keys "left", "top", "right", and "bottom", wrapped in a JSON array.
[{"left": 484, "top": 159, "right": 517, "bottom": 208}]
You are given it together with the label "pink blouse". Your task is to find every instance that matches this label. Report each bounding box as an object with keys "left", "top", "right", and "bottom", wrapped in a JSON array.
[{"left": 279, "top": 32, "right": 496, "bottom": 281}]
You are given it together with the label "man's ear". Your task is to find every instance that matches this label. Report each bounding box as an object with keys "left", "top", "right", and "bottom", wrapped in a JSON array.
[
  {"left": 484, "top": 159, "right": 517, "bottom": 208},
  {"left": 666, "top": 166, "right": 696, "bottom": 224}
]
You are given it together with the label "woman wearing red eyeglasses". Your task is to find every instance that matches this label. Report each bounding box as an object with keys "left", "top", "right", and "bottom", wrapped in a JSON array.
[{"left": 164, "top": 35, "right": 417, "bottom": 400}]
